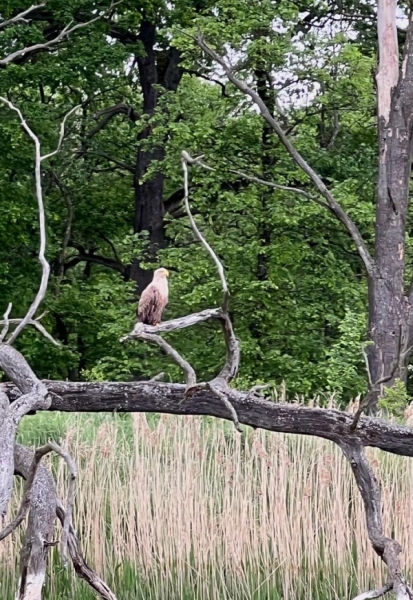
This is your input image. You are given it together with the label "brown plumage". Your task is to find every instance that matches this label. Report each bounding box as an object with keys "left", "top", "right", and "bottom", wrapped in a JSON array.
[{"left": 137, "top": 268, "right": 169, "bottom": 325}]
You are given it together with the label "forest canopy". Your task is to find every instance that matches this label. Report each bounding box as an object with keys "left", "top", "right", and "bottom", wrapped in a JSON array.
[{"left": 0, "top": 0, "right": 383, "bottom": 402}]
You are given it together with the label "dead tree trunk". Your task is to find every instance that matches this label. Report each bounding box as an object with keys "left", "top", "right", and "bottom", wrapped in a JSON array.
[{"left": 367, "top": 0, "right": 413, "bottom": 388}]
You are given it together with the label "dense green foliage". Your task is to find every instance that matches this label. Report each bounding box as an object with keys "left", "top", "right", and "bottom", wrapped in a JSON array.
[{"left": 0, "top": 0, "right": 383, "bottom": 401}]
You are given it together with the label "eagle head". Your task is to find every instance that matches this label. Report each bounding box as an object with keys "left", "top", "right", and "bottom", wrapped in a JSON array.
[{"left": 154, "top": 267, "right": 169, "bottom": 279}]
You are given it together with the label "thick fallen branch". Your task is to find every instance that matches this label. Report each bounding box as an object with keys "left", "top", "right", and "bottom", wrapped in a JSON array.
[{"left": 4, "top": 380, "right": 413, "bottom": 457}]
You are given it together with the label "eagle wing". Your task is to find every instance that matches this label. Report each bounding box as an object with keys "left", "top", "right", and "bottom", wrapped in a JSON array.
[{"left": 137, "top": 283, "right": 168, "bottom": 325}]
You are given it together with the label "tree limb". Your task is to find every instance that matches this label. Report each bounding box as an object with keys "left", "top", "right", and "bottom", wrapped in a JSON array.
[
  {"left": 182, "top": 151, "right": 230, "bottom": 308},
  {"left": 0, "top": 99, "right": 80, "bottom": 345},
  {"left": 0, "top": 14, "right": 101, "bottom": 67},
  {"left": 341, "top": 442, "right": 412, "bottom": 599},
  {"left": 123, "top": 309, "right": 222, "bottom": 338},
  {"left": 0, "top": 303, "right": 12, "bottom": 343},
  {"left": 4, "top": 380, "right": 413, "bottom": 457},
  {"left": 14, "top": 444, "right": 118, "bottom": 600},
  {"left": 0, "top": 4, "right": 46, "bottom": 31},
  {"left": 352, "top": 586, "right": 392, "bottom": 600},
  {"left": 0, "top": 318, "right": 59, "bottom": 345},
  {"left": 64, "top": 252, "right": 126, "bottom": 275},
  {"left": 195, "top": 33, "right": 375, "bottom": 278},
  {"left": 127, "top": 331, "right": 197, "bottom": 388},
  {"left": 0, "top": 441, "right": 74, "bottom": 544},
  {"left": 80, "top": 150, "right": 135, "bottom": 173}
]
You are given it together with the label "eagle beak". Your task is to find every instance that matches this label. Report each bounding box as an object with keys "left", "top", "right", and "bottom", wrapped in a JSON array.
[{"left": 165, "top": 269, "right": 170, "bottom": 277}]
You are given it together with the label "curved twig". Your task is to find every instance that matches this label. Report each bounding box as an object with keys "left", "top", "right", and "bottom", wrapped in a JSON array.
[
  {"left": 182, "top": 151, "right": 229, "bottom": 310},
  {"left": 209, "top": 383, "right": 242, "bottom": 433}
]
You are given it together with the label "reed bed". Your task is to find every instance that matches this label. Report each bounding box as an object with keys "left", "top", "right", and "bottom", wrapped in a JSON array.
[{"left": 1, "top": 409, "right": 413, "bottom": 599}]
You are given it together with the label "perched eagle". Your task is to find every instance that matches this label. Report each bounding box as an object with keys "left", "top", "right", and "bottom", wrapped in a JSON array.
[{"left": 137, "top": 267, "right": 169, "bottom": 325}]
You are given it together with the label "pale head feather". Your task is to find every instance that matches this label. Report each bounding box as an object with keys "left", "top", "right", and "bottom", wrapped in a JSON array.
[{"left": 153, "top": 267, "right": 169, "bottom": 279}]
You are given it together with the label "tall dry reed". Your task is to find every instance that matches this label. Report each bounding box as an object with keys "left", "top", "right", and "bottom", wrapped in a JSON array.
[{"left": 1, "top": 411, "right": 413, "bottom": 598}]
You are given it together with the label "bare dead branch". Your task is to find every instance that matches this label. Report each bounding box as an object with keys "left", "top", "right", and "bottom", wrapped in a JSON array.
[
  {"left": 0, "top": 442, "right": 72, "bottom": 542},
  {"left": 149, "top": 372, "right": 165, "bottom": 382},
  {"left": 341, "top": 442, "right": 412, "bottom": 599},
  {"left": 38, "top": 442, "right": 78, "bottom": 568},
  {"left": 183, "top": 149, "right": 327, "bottom": 205},
  {"left": 0, "top": 318, "right": 60, "bottom": 345},
  {"left": 182, "top": 151, "right": 230, "bottom": 309},
  {"left": 13, "top": 444, "right": 56, "bottom": 600},
  {"left": 249, "top": 383, "right": 273, "bottom": 396},
  {"left": 41, "top": 104, "right": 81, "bottom": 162},
  {"left": 0, "top": 15, "right": 102, "bottom": 67},
  {"left": 209, "top": 383, "right": 242, "bottom": 433},
  {"left": 10, "top": 379, "right": 413, "bottom": 457},
  {"left": 351, "top": 338, "right": 401, "bottom": 431},
  {"left": 128, "top": 331, "right": 197, "bottom": 388},
  {"left": 14, "top": 444, "right": 117, "bottom": 600},
  {"left": 0, "top": 345, "right": 50, "bottom": 519},
  {"left": 195, "top": 33, "right": 375, "bottom": 278},
  {"left": 362, "top": 344, "right": 374, "bottom": 388},
  {"left": 123, "top": 309, "right": 222, "bottom": 339},
  {"left": 56, "top": 501, "right": 118, "bottom": 599},
  {"left": 0, "top": 98, "right": 79, "bottom": 345},
  {"left": 352, "top": 584, "right": 392, "bottom": 599},
  {"left": 0, "top": 303, "right": 12, "bottom": 343},
  {"left": 215, "top": 311, "right": 240, "bottom": 383},
  {"left": 0, "top": 3, "right": 46, "bottom": 31}
]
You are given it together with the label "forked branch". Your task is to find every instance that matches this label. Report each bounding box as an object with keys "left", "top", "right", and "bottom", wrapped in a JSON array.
[
  {"left": 0, "top": 441, "right": 76, "bottom": 551},
  {"left": 0, "top": 7, "right": 110, "bottom": 67},
  {"left": 182, "top": 151, "right": 230, "bottom": 310},
  {"left": 0, "top": 3, "right": 46, "bottom": 31},
  {"left": 0, "top": 98, "right": 80, "bottom": 345}
]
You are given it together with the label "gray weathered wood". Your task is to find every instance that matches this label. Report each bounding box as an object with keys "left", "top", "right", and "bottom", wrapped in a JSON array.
[{"left": 4, "top": 379, "right": 413, "bottom": 457}]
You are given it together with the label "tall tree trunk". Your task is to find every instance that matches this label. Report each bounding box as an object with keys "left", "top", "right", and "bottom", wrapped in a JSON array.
[
  {"left": 255, "top": 69, "right": 275, "bottom": 282},
  {"left": 130, "top": 21, "right": 182, "bottom": 293},
  {"left": 367, "top": 0, "right": 413, "bottom": 390}
]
